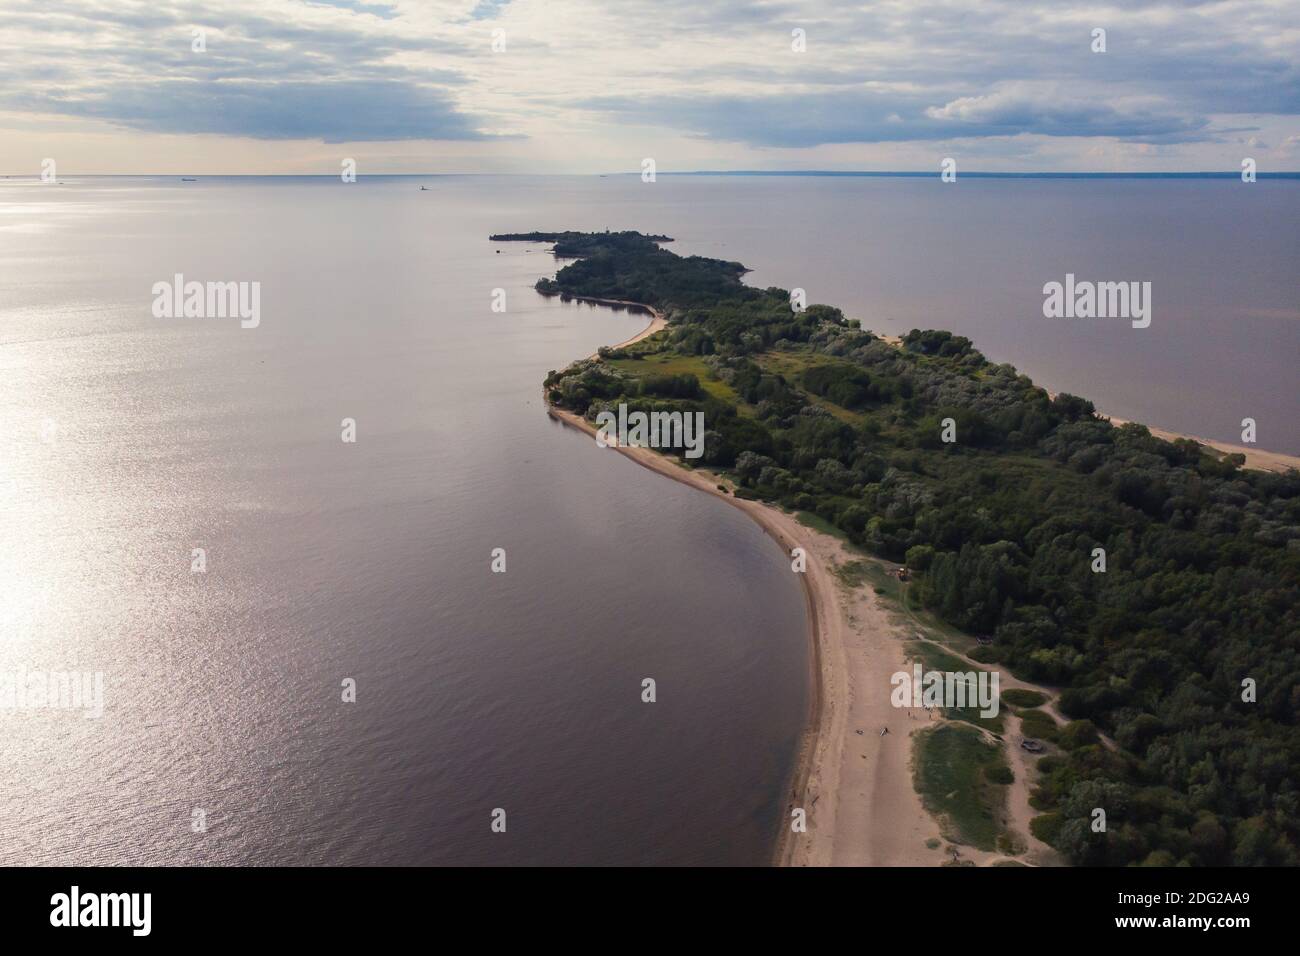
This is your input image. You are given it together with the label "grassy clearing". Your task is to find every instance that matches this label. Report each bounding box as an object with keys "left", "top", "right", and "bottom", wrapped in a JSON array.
[
  {"left": 794, "top": 510, "right": 852, "bottom": 542},
  {"left": 1002, "top": 688, "right": 1048, "bottom": 709},
  {"left": 913, "top": 723, "right": 1008, "bottom": 852},
  {"left": 606, "top": 352, "right": 738, "bottom": 403},
  {"left": 754, "top": 350, "right": 870, "bottom": 425},
  {"left": 888, "top": 579, "right": 977, "bottom": 652},
  {"left": 756, "top": 347, "right": 864, "bottom": 385},
  {"left": 1018, "top": 708, "right": 1061, "bottom": 744},
  {"left": 853, "top": 559, "right": 906, "bottom": 598}
]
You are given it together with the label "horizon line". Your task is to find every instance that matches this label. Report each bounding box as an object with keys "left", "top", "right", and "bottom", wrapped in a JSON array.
[{"left": 5, "top": 170, "right": 1299, "bottom": 179}]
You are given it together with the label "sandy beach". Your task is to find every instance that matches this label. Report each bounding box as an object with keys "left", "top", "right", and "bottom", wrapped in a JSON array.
[
  {"left": 607, "top": 312, "right": 667, "bottom": 351},
  {"left": 549, "top": 296, "right": 668, "bottom": 358}
]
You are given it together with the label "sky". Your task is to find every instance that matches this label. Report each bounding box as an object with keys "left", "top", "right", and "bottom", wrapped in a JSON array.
[{"left": 1, "top": 0, "right": 1297, "bottom": 174}]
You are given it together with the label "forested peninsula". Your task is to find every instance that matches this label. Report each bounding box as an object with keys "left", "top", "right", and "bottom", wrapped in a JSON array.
[{"left": 498, "top": 229, "right": 1300, "bottom": 867}]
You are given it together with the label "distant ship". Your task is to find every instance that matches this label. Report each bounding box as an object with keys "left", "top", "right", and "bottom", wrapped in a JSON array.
[{"left": 181, "top": 177, "right": 197, "bottom": 182}]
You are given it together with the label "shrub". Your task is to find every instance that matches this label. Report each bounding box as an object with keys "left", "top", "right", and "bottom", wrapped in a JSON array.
[
  {"left": 1030, "top": 812, "right": 1063, "bottom": 846},
  {"left": 985, "top": 764, "right": 1015, "bottom": 785},
  {"left": 1002, "top": 688, "right": 1048, "bottom": 709}
]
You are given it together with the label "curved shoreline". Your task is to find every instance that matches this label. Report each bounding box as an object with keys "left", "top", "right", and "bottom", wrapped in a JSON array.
[
  {"left": 544, "top": 401, "right": 827, "bottom": 865},
  {"left": 586, "top": 300, "right": 667, "bottom": 355},
  {"left": 542, "top": 294, "right": 669, "bottom": 357},
  {"left": 551, "top": 303, "right": 824, "bottom": 863}
]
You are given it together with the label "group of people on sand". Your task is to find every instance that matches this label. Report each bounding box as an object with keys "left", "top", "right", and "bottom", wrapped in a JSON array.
[{"left": 878, "top": 702, "right": 941, "bottom": 738}]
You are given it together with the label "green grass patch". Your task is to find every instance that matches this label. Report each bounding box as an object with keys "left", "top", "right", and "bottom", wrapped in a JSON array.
[
  {"left": 793, "top": 510, "right": 852, "bottom": 542},
  {"left": 854, "top": 559, "right": 906, "bottom": 598},
  {"left": 913, "top": 724, "right": 1007, "bottom": 852},
  {"left": 1002, "top": 688, "right": 1048, "bottom": 709},
  {"left": 1018, "top": 709, "right": 1060, "bottom": 744},
  {"left": 1029, "top": 812, "right": 1063, "bottom": 847},
  {"left": 890, "top": 580, "right": 978, "bottom": 652},
  {"left": 985, "top": 763, "right": 1015, "bottom": 785},
  {"left": 755, "top": 349, "right": 881, "bottom": 424},
  {"left": 607, "top": 353, "right": 738, "bottom": 403},
  {"left": 834, "top": 558, "right": 899, "bottom": 589}
]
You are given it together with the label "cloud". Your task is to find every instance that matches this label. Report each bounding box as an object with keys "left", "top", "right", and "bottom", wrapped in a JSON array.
[
  {"left": 0, "top": 0, "right": 488, "bottom": 142},
  {"left": 923, "top": 86, "right": 1210, "bottom": 143},
  {"left": 22, "top": 79, "right": 488, "bottom": 142},
  {"left": 0, "top": 0, "right": 1296, "bottom": 165},
  {"left": 305, "top": 0, "right": 400, "bottom": 18},
  {"left": 582, "top": 86, "right": 1213, "bottom": 148},
  {"left": 468, "top": 0, "right": 512, "bottom": 20},
  {"left": 569, "top": 0, "right": 1296, "bottom": 149}
]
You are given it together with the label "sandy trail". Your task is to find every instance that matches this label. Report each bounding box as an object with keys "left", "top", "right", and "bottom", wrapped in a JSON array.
[{"left": 1000, "top": 712, "right": 1061, "bottom": 865}]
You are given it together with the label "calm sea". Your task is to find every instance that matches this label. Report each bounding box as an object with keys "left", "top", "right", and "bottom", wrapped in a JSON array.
[{"left": 0, "top": 174, "right": 1294, "bottom": 865}]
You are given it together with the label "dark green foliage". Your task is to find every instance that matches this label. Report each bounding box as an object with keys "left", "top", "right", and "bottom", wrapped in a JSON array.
[
  {"left": 1058, "top": 720, "right": 1101, "bottom": 751},
  {"left": 903, "top": 328, "right": 975, "bottom": 358},
  {"left": 1019, "top": 709, "right": 1061, "bottom": 744},
  {"left": 1002, "top": 688, "right": 1048, "bottom": 708},
  {"left": 802, "top": 364, "right": 874, "bottom": 409},
  {"left": 986, "top": 763, "right": 1015, "bottom": 785},
  {"left": 638, "top": 373, "right": 701, "bottom": 399}
]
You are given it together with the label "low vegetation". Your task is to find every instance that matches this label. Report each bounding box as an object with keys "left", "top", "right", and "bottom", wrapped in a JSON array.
[
  {"left": 914, "top": 723, "right": 1008, "bottom": 851},
  {"left": 1002, "top": 688, "right": 1048, "bottom": 709}
]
